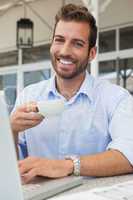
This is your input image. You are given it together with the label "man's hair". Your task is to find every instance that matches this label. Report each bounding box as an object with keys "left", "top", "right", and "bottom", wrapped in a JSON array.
[{"left": 53, "top": 3, "right": 97, "bottom": 49}]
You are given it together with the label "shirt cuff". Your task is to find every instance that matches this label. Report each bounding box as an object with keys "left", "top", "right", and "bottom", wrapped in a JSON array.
[{"left": 107, "top": 140, "right": 133, "bottom": 165}]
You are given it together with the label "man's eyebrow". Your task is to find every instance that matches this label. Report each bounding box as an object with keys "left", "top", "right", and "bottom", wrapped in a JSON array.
[
  {"left": 54, "top": 35, "right": 86, "bottom": 44},
  {"left": 54, "top": 35, "right": 64, "bottom": 38}
]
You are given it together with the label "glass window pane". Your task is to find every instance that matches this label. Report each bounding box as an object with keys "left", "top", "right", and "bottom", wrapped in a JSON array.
[
  {"left": 117, "top": 58, "right": 133, "bottom": 92},
  {"left": 120, "top": 26, "right": 133, "bottom": 50},
  {"left": 99, "top": 60, "right": 116, "bottom": 74},
  {"left": 119, "top": 58, "right": 133, "bottom": 70},
  {"left": 24, "top": 69, "right": 51, "bottom": 87},
  {"left": 99, "top": 30, "right": 116, "bottom": 53},
  {"left": 0, "top": 74, "right": 17, "bottom": 113}
]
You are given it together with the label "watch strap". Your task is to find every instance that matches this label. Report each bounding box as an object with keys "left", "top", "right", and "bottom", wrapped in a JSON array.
[{"left": 65, "top": 155, "right": 80, "bottom": 176}]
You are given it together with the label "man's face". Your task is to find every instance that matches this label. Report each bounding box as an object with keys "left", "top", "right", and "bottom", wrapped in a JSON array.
[{"left": 50, "top": 20, "right": 94, "bottom": 79}]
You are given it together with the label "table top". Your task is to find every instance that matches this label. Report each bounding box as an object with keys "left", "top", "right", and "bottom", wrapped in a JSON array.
[{"left": 50, "top": 174, "right": 133, "bottom": 198}]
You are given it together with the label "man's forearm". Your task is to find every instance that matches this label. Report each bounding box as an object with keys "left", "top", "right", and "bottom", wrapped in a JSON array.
[
  {"left": 80, "top": 150, "right": 133, "bottom": 177},
  {"left": 18, "top": 150, "right": 133, "bottom": 183}
]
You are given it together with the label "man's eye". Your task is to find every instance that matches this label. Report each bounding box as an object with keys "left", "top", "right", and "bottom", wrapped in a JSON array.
[{"left": 74, "top": 42, "right": 83, "bottom": 48}]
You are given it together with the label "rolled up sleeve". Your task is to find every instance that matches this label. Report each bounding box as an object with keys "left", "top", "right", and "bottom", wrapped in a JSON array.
[{"left": 107, "top": 95, "right": 133, "bottom": 165}]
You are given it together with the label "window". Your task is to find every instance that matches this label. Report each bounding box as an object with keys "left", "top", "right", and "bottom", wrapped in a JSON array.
[
  {"left": 24, "top": 69, "right": 51, "bottom": 87},
  {"left": 99, "top": 60, "right": 116, "bottom": 74},
  {"left": 120, "top": 26, "right": 133, "bottom": 50},
  {"left": 99, "top": 30, "right": 116, "bottom": 53},
  {"left": 119, "top": 58, "right": 133, "bottom": 71},
  {"left": 0, "top": 74, "right": 17, "bottom": 113}
]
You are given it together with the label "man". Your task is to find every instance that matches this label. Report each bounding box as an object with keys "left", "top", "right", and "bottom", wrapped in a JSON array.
[{"left": 10, "top": 4, "right": 133, "bottom": 183}]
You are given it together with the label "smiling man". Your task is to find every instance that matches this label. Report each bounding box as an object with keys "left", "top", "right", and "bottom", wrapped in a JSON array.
[{"left": 10, "top": 4, "right": 133, "bottom": 183}]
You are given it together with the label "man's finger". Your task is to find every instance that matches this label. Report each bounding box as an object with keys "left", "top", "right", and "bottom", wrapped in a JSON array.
[
  {"left": 18, "top": 112, "right": 43, "bottom": 121},
  {"left": 19, "top": 164, "right": 31, "bottom": 175},
  {"left": 19, "top": 159, "right": 33, "bottom": 175},
  {"left": 21, "top": 168, "right": 37, "bottom": 184},
  {"left": 18, "top": 102, "right": 38, "bottom": 113}
]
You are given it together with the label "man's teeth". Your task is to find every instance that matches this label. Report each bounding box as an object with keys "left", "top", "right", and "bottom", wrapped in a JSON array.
[{"left": 60, "top": 59, "right": 73, "bottom": 65}]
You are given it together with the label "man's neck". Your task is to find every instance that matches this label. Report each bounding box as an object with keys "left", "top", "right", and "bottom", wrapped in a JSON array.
[{"left": 55, "top": 73, "right": 86, "bottom": 100}]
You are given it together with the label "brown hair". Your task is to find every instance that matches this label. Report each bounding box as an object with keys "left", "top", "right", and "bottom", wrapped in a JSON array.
[{"left": 53, "top": 4, "right": 97, "bottom": 49}]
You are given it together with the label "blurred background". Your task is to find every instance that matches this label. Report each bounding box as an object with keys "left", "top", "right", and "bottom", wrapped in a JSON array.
[{"left": 0, "top": 0, "right": 133, "bottom": 112}]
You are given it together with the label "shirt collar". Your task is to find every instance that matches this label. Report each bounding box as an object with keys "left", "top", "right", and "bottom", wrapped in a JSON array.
[
  {"left": 45, "top": 75, "right": 58, "bottom": 98},
  {"left": 75, "top": 71, "right": 94, "bottom": 102},
  {"left": 45, "top": 71, "right": 94, "bottom": 102}
]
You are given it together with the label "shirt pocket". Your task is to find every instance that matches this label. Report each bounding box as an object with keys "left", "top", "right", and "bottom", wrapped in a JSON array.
[{"left": 75, "top": 108, "right": 99, "bottom": 155}]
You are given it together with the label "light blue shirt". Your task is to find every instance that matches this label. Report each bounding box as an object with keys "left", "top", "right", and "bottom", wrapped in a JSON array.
[{"left": 13, "top": 72, "right": 133, "bottom": 165}]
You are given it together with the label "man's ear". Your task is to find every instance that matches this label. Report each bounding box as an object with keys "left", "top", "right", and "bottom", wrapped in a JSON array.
[{"left": 88, "top": 46, "right": 97, "bottom": 61}]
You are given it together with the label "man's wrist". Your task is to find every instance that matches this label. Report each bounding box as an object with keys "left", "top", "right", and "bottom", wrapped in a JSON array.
[
  {"left": 65, "top": 159, "right": 74, "bottom": 175},
  {"left": 65, "top": 155, "right": 80, "bottom": 176}
]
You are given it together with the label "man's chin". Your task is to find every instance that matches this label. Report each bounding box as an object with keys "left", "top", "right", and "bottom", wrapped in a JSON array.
[
  {"left": 55, "top": 71, "right": 75, "bottom": 79},
  {"left": 58, "top": 74, "right": 75, "bottom": 79},
  {"left": 53, "top": 64, "right": 87, "bottom": 79},
  {"left": 56, "top": 70, "right": 82, "bottom": 80}
]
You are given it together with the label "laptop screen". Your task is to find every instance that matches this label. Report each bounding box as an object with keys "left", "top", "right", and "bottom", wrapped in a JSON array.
[{"left": 0, "top": 91, "right": 24, "bottom": 200}]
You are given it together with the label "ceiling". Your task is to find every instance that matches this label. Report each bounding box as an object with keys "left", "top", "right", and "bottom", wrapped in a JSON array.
[
  {"left": 0, "top": 0, "right": 133, "bottom": 53},
  {"left": 0, "top": 0, "right": 38, "bottom": 13},
  {"left": 0, "top": 0, "right": 83, "bottom": 52}
]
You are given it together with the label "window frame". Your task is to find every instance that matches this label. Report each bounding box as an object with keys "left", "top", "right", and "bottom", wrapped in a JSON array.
[
  {"left": 0, "top": 60, "right": 53, "bottom": 95},
  {"left": 99, "top": 23, "right": 133, "bottom": 78}
]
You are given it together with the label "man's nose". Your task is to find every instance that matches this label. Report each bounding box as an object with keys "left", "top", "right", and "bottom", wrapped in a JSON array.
[{"left": 60, "top": 42, "right": 72, "bottom": 56}]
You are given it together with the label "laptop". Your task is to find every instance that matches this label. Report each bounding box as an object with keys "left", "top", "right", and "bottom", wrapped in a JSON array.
[{"left": 0, "top": 91, "right": 83, "bottom": 200}]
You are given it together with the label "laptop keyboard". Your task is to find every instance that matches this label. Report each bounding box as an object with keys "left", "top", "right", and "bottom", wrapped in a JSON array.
[
  {"left": 22, "top": 177, "right": 50, "bottom": 195},
  {"left": 22, "top": 176, "right": 83, "bottom": 200},
  {"left": 22, "top": 183, "right": 42, "bottom": 193},
  {"left": 22, "top": 182, "right": 47, "bottom": 200}
]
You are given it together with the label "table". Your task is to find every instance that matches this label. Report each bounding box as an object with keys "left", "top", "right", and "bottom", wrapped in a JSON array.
[{"left": 49, "top": 174, "right": 133, "bottom": 199}]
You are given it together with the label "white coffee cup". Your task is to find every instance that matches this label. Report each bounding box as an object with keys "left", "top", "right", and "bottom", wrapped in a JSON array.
[{"left": 37, "top": 99, "right": 65, "bottom": 117}]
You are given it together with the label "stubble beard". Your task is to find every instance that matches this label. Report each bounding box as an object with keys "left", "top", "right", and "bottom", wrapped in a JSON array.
[{"left": 50, "top": 55, "right": 89, "bottom": 80}]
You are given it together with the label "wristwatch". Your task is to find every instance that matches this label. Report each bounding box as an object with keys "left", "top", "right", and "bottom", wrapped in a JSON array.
[{"left": 65, "top": 155, "right": 80, "bottom": 176}]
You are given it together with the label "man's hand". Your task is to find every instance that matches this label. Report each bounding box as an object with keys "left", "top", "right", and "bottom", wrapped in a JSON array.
[
  {"left": 19, "top": 156, "right": 73, "bottom": 184},
  {"left": 10, "top": 102, "right": 44, "bottom": 135}
]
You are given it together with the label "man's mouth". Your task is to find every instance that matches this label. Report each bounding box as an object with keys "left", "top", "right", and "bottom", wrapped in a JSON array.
[
  {"left": 56, "top": 57, "right": 76, "bottom": 66},
  {"left": 59, "top": 58, "right": 74, "bottom": 65}
]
